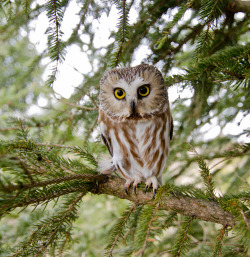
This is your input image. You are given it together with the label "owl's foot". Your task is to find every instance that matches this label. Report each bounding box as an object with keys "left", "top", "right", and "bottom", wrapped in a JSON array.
[
  {"left": 145, "top": 176, "right": 159, "bottom": 198},
  {"left": 124, "top": 176, "right": 142, "bottom": 195},
  {"left": 153, "top": 188, "right": 157, "bottom": 199},
  {"left": 124, "top": 179, "right": 133, "bottom": 195}
]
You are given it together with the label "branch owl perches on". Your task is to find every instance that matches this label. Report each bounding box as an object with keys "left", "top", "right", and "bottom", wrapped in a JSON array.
[{"left": 98, "top": 64, "right": 173, "bottom": 197}]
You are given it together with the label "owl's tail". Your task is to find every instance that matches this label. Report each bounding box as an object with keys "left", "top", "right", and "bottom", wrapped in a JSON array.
[{"left": 98, "top": 155, "right": 115, "bottom": 175}]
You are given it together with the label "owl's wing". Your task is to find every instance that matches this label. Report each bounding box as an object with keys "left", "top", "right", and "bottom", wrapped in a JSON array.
[
  {"left": 170, "top": 115, "right": 174, "bottom": 140},
  {"left": 101, "top": 133, "right": 113, "bottom": 156}
]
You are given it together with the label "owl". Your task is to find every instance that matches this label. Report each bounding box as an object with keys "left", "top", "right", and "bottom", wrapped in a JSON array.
[{"left": 98, "top": 64, "right": 173, "bottom": 197}]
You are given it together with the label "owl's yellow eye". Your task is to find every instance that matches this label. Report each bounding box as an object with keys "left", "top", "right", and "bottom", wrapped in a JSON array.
[
  {"left": 138, "top": 84, "right": 150, "bottom": 98},
  {"left": 114, "top": 88, "right": 126, "bottom": 100}
]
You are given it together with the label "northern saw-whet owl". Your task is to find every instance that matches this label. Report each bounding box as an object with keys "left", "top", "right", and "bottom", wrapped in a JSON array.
[{"left": 98, "top": 64, "right": 173, "bottom": 197}]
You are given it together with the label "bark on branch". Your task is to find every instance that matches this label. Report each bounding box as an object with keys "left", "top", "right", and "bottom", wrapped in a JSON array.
[{"left": 91, "top": 175, "right": 235, "bottom": 227}]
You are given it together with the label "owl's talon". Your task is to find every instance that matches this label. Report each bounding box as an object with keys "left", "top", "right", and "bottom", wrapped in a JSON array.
[
  {"left": 124, "top": 179, "right": 133, "bottom": 195},
  {"left": 132, "top": 176, "right": 142, "bottom": 195},
  {"left": 153, "top": 188, "right": 157, "bottom": 199},
  {"left": 134, "top": 186, "right": 137, "bottom": 195},
  {"left": 145, "top": 182, "right": 152, "bottom": 193},
  {"left": 125, "top": 186, "right": 129, "bottom": 195}
]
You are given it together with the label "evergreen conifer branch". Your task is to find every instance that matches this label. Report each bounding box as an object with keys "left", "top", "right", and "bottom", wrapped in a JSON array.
[
  {"left": 92, "top": 176, "right": 236, "bottom": 227},
  {"left": 134, "top": 203, "right": 160, "bottom": 257},
  {"left": 171, "top": 216, "right": 194, "bottom": 257},
  {"left": 156, "top": 0, "right": 195, "bottom": 49},
  {"left": 45, "top": 0, "right": 66, "bottom": 86},
  {"left": 0, "top": 0, "right": 13, "bottom": 19},
  {"left": 206, "top": 143, "right": 249, "bottom": 160},
  {"left": 119, "top": 205, "right": 144, "bottom": 256},
  {"left": 109, "top": 0, "right": 130, "bottom": 68},
  {"left": 189, "top": 146, "right": 217, "bottom": 201},
  {"left": 66, "top": 0, "right": 94, "bottom": 45},
  {"left": 199, "top": 0, "right": 224, "bottom": 22},
  {"left": 23, "top": 0, "right": 30, "bottom": 15},
  {"left": 11, "top": 192, "right": 86, "bottom": 256},
  {"left": 240, "top": 210, "right": 250, "bottom": 231},
  {"left": 194, "top": 26, "right": 213, "bottom": 61},
  {"left": 0, "top": 173, "right": 106, "bottom": 192},
  {"left": 1, "top": 136, "right": 246, "bottom": 230},
  {"left": 212, "top": 225, "right": 229, "bottom": 257},
  {"left": 233, "top": 218, "right": 250, "bottom": 253},
  {"left": 0, "top": 161, "right": 237, "bottom": 226},
  {"left": 0, "top": 180, "right": 92, "bottom": 218},
  {"left": 119, "top": 0, "right": 176, "bottom": 66},
  {"left": 165, "top": 183, "right": 208, "bottom": 200},
  {"left": 105, "top": 204, "right": 136, "bottom": 257},
  {"left": 222, "top": 191, "right": 250, "bottom": 201},
  {"left": 133, "top": 189, "right": 168, "bottom": 256},
  {"left": 167, "top": 44, "right": 250, "bottom": 90},
  {"left": 163, "top": 211, "right": 178, "bottom": 228},
  {"left": 0, "top": 136, "right": 242, "bottom": 227}
]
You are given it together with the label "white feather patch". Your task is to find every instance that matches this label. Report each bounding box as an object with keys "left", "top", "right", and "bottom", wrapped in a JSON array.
[{"left": 98, "top": 154, "right": 115, "bottom": 174}]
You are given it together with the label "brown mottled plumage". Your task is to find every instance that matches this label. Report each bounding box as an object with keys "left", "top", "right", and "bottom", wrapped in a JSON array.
[{"left": 98, "top": 64, "right": 173, "bottom": 196}]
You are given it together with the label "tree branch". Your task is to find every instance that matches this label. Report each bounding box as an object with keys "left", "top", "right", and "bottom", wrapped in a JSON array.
[
  {"left": 92, "top": 175, "right": 235, "bottom": 227},
  {"left": 1, "top": 173, "right": 235, "bottom": 227}
]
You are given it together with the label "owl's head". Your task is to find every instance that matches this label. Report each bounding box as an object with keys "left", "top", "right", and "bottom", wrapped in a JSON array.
[{"left": 99, "top": 64, "right": 169, "bottom": 120}]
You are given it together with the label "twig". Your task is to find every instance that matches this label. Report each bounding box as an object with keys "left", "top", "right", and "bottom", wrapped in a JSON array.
[
  {"left": 240, "top": 210, "right": 250, "bottom": 230},
  {"left": 66, "top": 0, "right": 94, "bottom": 45},
  {"left": 35, "top": 142, "right": 75, "bottom": 149},
  {"left": 0, "top": 127, "right": 28, "bottom": 132},
  {"left": 57, "top": 98, "right": 98, "bottom": 111},
  {"left": 82, "top": 115, "right": 98, "bottom": 146},
  {"left": 87, "top": 92, "right": 99, "bottom": 108},
  {"left": 209, "top": 157, "right": 231, "bottom": 170}
]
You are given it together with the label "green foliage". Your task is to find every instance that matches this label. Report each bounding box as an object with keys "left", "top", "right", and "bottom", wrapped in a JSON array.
[
  {"left": 212, "top": 225, "right": 229, "bottom": 257},
  {"left": 199, "top": 0, "right": 226, "bottom": 21},
  {"left": 45, "top": 0, "right": 67, "bottom": 86},
  {"left": 0, "top": 0, "right": 250, "bottom": 256},
  {"left": 195, "top": 0, "right": 229, "bottom": 60},
  {"left": 133, "top": 204, "right": 160, "bottom": 255},
  {"left": 171, "top": 217, "right": 194, "bottom": 256},
  {"left": 109, "top": 0, "right": 130, "bottom": 68},
  {"left": 194, "top": 29, "right": 213, "bottom": 60},
  {"left": 190, "top": 146, "right": 217, "bottom": 200},
  {"left": 105, "top": 204, "right": 136, "bottom": 257},
  {"left": 157, "top": 0, "right": 195, "bottom": 49},
  {"left": 11, "top": 192, "right": 85, "bottom": 257}
]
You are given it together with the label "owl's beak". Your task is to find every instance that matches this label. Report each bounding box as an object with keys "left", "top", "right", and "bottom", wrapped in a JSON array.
[{"left": 130, "top": 100, "right": 136, "bottom": 114}]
